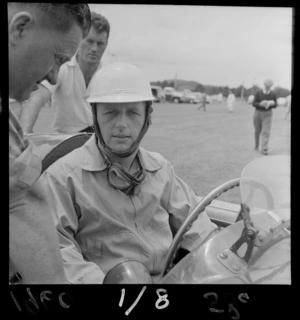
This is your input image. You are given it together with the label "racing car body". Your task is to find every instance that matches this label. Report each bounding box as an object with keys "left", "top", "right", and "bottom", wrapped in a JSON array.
[{"left": 160, "top": 155, "right": 290, "bottom": 284}]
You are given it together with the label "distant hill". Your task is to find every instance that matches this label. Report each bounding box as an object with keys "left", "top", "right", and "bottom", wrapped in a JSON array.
[
  {"left": 151, "top": 79, "right": 291, "bottom": 98},
  {"left": 151, "top": 79, "right": 229, "bottom": 95}
]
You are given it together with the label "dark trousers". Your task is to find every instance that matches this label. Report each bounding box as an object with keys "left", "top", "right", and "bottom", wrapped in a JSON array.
[
  {"left": 198, "top": 103, "right": 206, "bottom": 111},
  {"left": 253, "top": 109, "right": 272, "bottom": 151}
]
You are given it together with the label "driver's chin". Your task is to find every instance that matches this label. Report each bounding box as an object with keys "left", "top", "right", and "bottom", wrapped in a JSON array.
[
  {"left": 110, "top": 144, "right": 131, "bottom": 154},
  {"left": 108, "top": 138, "right": 134, "bottom": 153}
]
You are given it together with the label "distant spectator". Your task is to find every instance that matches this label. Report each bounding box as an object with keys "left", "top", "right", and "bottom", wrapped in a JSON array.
[
  {"left": 284, "top": 94, "right": 291, "bottom": 120},
  {"left": 197, "top": 92, "right": 206, "bottom": 112},
  {"left": 252, "top": 78, "right": 277, "bottom": 155},
  {"left": 217, "top": 92, "right": 223, "bottom": 103},
  {"left": 227, "top": 90, "right": 235, "bottom": 113}
]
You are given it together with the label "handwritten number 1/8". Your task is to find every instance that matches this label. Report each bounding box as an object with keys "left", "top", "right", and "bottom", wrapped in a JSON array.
[
  {"left": 119, "top": 286, "right": 147, "bottom": 316},
  {"left": 155, "top": 289, "right": 169, "bottom": 309},
  {"left": 119, "top": 288, "right": 125, "bottom": 307},
  {"left": 125, "top": 286, "right": 147, "bottom": 316},
  {"left": 119, "top": 287, "right": 169, "bottom": 315}
]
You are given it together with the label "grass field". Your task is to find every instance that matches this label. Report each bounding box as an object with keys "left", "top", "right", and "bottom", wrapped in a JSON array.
[{"left": 33, "top": 99, "right": 291, "bottom": 204}]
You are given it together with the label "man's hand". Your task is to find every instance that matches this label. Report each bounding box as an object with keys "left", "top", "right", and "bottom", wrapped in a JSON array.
[
  {"left": 259, "top": 100, "right": 268, "bottom": 108},
  {"left": 265, "top": 100, "right": 275, "bottom": 109},
  {"left": 20, "top": 84, "right": 51, "bottom": 133}
]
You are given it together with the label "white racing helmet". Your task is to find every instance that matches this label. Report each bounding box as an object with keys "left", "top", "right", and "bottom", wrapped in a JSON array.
[
  {"left": 87, "top": 62, "right": 154, "bottom": 103},
  {"left": 88, "top": 62, "right": 154, "bottom": 159}
]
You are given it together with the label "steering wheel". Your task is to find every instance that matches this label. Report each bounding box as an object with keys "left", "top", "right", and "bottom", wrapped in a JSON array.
[
  {"left": 161, "top": 178, "right": 240, "bottom": 277},
  {"left": 161, "top": 174, "right": 277, "bottom": 278}
]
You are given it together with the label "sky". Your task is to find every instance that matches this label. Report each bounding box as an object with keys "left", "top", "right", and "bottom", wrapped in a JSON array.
[{"left": 89, "top": 4, "right": 293, "bottom": 90}]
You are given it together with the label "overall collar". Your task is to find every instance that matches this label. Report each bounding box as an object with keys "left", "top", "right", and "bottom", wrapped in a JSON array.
[
  {"left": 263, "top": 88, "right": 272, "bottom": 94},
  {"left": 79, "top": 134, "right": 162, "bottom": 172}
]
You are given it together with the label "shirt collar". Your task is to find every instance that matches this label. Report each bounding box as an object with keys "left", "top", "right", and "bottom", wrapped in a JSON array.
[
  {"left": 263, "top": 88, "right": 272, "bottom": 94},
  {"left": 79, "top": 134, "right": 162, "bottom": 172},
  {"left": 66, "top": 53, "right": 78, "bottom": 67}
]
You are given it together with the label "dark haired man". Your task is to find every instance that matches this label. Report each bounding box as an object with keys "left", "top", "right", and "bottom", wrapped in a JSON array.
[
  {"left": 9, "top": 2, "right": 91, "bottom": 283},
  {"left": 252, "top": 78, "right": 277, "bottom": 155},
  {"left": 20, "top": 12, "right": 110, "bottom": 133}
]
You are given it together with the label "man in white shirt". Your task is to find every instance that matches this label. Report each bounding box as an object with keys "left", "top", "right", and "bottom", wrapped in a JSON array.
[
  {"left": 227, "top": 90, "right": 236, "bottom": 113},
  {"left": 20, "top": 12, "right": 110, "bottom": 133},
  {"left": 284, "top": 94, "right": 291, "bottom": 120}
]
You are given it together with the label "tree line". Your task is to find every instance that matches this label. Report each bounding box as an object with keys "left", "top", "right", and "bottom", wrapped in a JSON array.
[{"left": 151, "top": 80, "right": 291, "bottom": 99}]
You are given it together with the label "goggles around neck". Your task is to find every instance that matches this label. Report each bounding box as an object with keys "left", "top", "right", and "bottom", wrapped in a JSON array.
[
  {"left": 95, "top": 136, "right": 146, "bottom": 196},
  {"left": 108, "top": 161, "right": 146, "bottom": 196}
]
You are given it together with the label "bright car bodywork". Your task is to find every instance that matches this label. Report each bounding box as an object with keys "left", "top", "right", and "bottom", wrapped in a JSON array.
[{"left": 160, "top": 155, "right": 290, "bottom": 284}]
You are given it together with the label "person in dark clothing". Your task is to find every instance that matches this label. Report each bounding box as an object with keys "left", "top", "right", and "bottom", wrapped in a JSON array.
[
  {"left": 252, "top": 79, "right": 277, "bottom": 155},
  {"left": 198, "top": 92, "right": 206, "bottom": 112}
]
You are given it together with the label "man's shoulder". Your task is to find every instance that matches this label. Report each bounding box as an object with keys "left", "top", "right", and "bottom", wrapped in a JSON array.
[
  {"left": 254, "top": 89, "right": 264, "bottom": 98},
  {"left": 140, "top": 148, "right": 170, "bottom": 167}
]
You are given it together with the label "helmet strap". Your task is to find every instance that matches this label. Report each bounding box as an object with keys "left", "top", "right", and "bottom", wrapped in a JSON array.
[
  {"left": 91, "top": 102, "right": 152, "bottom": 196},
  {"left": 94, "top": 133, "right": 146, "bottom": 196}
]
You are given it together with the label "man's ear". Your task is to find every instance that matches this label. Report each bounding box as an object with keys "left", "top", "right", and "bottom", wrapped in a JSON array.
[{"left": 8, "top": 12, "right": 33, "bottom": 46}]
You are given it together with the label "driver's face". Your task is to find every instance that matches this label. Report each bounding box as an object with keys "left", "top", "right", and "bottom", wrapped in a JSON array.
[{"left": 96, "top": 102, "right": 146, "bottom": 153}]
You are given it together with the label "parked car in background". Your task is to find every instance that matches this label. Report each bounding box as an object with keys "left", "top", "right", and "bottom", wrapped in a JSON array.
[
  {"left": 151, "top": 85, "right": 165, "bottom": 103},
  {"left": 181, "top": 90, "right": 195, "bottom": 104},
  {"left": 180, "top": 90, "right": 202, "bottom": 104},
  {"left": 190, "top": 92, "right": 202, "bottom": 103},
  {"left": 164, "top": 87, "right": 184, "bottom": 103},
  {"left": 205, "top": 95, "right": 212, "bottom": 103},
  {"left": 209, "top": 94, "right": 220, "bottom": 103}
]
